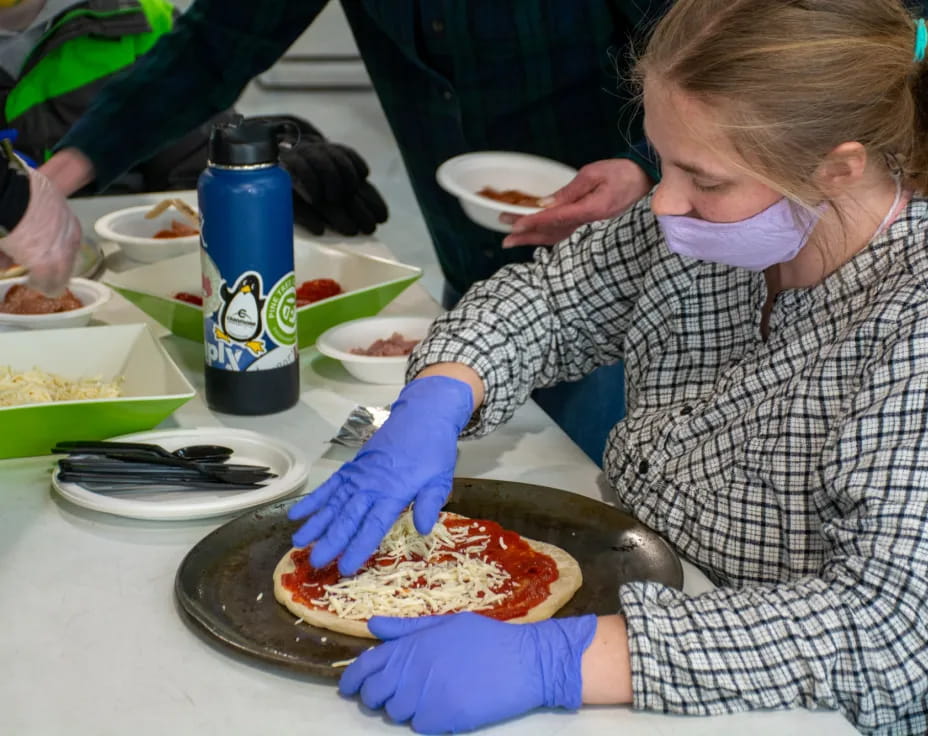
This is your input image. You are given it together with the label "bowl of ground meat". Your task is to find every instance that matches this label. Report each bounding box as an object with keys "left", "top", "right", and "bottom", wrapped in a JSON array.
[
  {"left": 0, "top": 277, "right": 111, "bottom": 330},
  {"left": 436, "top": 151, "right": 577, "bottom": 232},
  {"left": 315, "top": 315, "right": 434, "bottom": 384}
]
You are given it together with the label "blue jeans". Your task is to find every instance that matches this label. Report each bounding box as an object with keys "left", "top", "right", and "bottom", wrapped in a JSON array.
[
  {"left": 531, "top": 364, "right": 625, "bottom": 466},
  {"left": 442, "top": 282, "right": 626, "bottom": 466}
]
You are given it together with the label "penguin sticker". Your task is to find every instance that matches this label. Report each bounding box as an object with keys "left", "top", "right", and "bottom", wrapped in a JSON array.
[{"left": 215, "top": 272, "right": 267, "bottom": 355}]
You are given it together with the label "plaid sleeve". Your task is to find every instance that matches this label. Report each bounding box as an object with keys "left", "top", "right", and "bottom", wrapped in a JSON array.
[
  {"left": 619, "top": 308, "right": 928, "bottom": 734},
  {"left": 57, "top": 0, "right": 327, "bottom": 190},
  {"left": 406, "top": 196, "right": 663, "bottom": 436}
]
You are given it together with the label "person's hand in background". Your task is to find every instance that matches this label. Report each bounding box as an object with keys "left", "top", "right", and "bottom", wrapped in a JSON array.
[
  {"left": 250, "top": 115, "right": 388, "bottom": 237},
  {"left": 0, "top": 163, "right": 81, "bottom": 295},
  {"left": 501, "top": 158, "right": 652, "bottom": 247}
]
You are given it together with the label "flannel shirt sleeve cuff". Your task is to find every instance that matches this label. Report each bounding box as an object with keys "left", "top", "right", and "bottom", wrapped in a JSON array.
[
  {"left": 405, "top": 329, "right": 517, "bottom": 438},
  {"left": 619, "top": 580, "right": 826, "bottom": 717}
]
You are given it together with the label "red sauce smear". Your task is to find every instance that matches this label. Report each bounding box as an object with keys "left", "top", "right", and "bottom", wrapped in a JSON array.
[
  {"left": 281, "top": 517, "right": 559, "bottom": 621},
  {"left": 173, "top": 279, "right": 343, "bottom": 309},
  {"left": 154, "top": 220, "right": 199, "bottom": 238},
  {"left": 173, "top": 291, "right": 203, "bottom": 306},
  {"left": 296, "top": 278, "right": 342, "bottom": 306},
  {"left": 477, "top": 186, "right": 546, "bottom": 208}
]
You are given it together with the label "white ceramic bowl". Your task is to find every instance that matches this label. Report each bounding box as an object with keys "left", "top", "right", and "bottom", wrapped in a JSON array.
[
  {"left": 94, "top": 204, "right": 200, "bottom": 262},
  {"left": 436, "top": 151, "right": 577, "bottom": 232},
  {"left": 315, "top": 315, "right": 435, "bottom": 384},
  {"left": 0, "top": 277, "right": 111, "bottom": 330}
]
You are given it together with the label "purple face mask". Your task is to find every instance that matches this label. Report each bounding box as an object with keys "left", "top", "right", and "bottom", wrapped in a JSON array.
[{"left": 657, "top": 198, "right": 820, "bottom": 272}]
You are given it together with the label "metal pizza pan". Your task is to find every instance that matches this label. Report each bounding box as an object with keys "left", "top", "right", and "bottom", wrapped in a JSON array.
[{"left": 174, "top": 477, "right": 683, "bottom": 679}]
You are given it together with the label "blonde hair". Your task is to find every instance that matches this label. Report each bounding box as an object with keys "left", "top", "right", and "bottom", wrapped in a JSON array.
[{"left": 635, "top": 0, "right": 928, "bottom": 200}]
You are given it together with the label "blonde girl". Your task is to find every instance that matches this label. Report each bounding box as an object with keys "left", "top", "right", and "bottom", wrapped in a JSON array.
[{"left": 290, "top": 1, "right": 928, "bottom": 732}]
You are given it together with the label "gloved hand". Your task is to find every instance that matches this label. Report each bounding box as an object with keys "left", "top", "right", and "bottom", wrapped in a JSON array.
[
  {"left": 288, "top": 375, "right": 474, "bottom": 574},
  {"left": 340, "top": 612, "right": 598, "bottom": 734},
  {"left": 0, "top": 165, "right": 81, "bottom": 295},
  {"left": 248, "top": 114, "right": 388, "bottom": 236}
]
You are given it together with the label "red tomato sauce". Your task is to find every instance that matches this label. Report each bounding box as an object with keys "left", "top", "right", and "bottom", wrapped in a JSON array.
[
  {"left": 281, "top": 516, "right": 560, "bottom": 621},
  {"left": 173, "top": 291, "right": 203, "bottom": 306},
  {"left": 296, "top": 278, "right": 342, "bottom": 306}
]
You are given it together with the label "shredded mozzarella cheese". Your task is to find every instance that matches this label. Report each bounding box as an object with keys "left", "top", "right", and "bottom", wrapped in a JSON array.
[
  {"left": 0, "top": 366, "right": 121, "bottom": 407},
  {"left": 308, "top": 511, "right": 513, "bottom": 620}
]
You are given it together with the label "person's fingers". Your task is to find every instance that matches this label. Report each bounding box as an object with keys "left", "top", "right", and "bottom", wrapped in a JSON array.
[
  {"left": 338, "top": 641, "right": 393, "bottom": 696},
  {"left": 502, "top": 227, "right": 581, "bottom": 248},
  {"left": 26, "top": 259, "right": 69, "bottom": 297},
  {"left": 412, "top": 481, "right": 449, "bottom": 534},
  {"left": 311, "top": 491, "right": 376, "bottom": 569},
  {"left": 288, "top": 475, "right": 341, "bottom": 521},
  {"left": 545, "top": 170, "right": 598, "bottom": 207},
  {"left": 511, "top": 189, "right": 608, "bottom": 235},
  {"left": 337, "top": 498, "right": 404, "bottom": 575},
  {"left": 501, "top": 190, "right": 611, "bottom": 247},
  {"left": 367, "top": 614, "right": 447, "bottom": 640},
  {"left": 292, "top": 505, "right": 337, "bottom": 550},
  {"left": 384, "top": 690, "right": 418, "bottom": 725},
  {"left": 359, "top": 667, "right": 402, "bottom": 710}
]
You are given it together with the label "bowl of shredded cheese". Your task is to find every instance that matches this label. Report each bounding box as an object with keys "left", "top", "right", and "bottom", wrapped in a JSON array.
[{"left": 0, "top": 323, "right": 195, "bottom": 459}]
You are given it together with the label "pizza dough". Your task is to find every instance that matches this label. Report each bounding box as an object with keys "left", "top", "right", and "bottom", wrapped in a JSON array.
[{"left": 273, "top": 513, "right": 583, "bottom": 639}]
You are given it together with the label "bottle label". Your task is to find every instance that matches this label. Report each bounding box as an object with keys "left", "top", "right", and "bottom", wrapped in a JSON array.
[{"left": 201, "top": 249, "right": 297, "bottom": 373}]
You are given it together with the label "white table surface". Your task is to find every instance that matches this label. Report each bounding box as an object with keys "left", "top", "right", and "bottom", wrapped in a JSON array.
[{"left": 0, "top": 193, "right": 857, "bottom": 735}]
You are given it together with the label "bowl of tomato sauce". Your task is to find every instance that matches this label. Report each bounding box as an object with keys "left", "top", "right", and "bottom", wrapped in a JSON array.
[
  {"left": 104, "top": 239, "right": 422, "bottom": 349},
  {"left": 94, "top": 204, "right": 200, "bottom": 263}
]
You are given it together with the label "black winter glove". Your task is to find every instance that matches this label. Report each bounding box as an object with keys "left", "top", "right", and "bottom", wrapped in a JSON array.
[{"left": 247, "top": 115, "right": 388, "bottom": 237}]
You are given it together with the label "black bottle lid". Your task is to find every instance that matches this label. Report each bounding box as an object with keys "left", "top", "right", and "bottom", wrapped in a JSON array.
[{"left": 208, "top": 117, "right": 282, "bottom": 166}]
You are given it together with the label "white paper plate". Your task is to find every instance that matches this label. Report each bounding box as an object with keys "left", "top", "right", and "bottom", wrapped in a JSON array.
[{"left": 51, "top": 428, "right": 309, "bottom": 521}]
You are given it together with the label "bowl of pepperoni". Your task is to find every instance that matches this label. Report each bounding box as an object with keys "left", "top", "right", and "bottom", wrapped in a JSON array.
[
  {"left": 93, "top": 199, "right": 200, "bottom": 263},
  {"left": 436, "top": 151, "right": 577, "bottom": 233},
  {"left": 0, "top": 276, "right": 111, "bottom": 330},
  {"left": 315, "top": 315, "right": 433, "bottom": 384}
]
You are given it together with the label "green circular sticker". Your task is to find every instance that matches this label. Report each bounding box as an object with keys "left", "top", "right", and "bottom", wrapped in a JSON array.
[{"left": 265, "top": 272, "right": 297, "bottom": 347}]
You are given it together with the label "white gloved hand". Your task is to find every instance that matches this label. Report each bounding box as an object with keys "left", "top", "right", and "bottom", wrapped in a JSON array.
[{"left": 0, "top": 166, "right": 82, "bottom": 296}]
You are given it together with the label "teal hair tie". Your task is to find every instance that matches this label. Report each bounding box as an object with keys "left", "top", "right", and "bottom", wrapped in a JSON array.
[{"left": 915, "top": 18, "right": 928, "bottom": 63}]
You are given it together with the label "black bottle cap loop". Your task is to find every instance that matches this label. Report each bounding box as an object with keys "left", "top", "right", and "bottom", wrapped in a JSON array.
[{"left": 208, "top": 116, "right": 298, "bottom": 166}]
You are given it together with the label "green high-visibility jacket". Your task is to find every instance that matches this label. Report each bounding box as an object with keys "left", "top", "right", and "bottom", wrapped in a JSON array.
[{"left": 0, "top": 0, "right": 232, "bottom": 191}]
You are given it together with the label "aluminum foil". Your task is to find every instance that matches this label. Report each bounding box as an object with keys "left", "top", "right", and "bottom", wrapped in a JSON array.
[{"left": 330, "top": 405, "right": 392, "bottom": 448}]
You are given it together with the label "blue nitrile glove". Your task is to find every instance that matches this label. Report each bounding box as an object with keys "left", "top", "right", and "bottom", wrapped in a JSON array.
[
  {"left": 288, "top": 375, "right": 474, "bottom": 575},
  {"left": 340, "top": 612, "right": 598, "bottom": 734}
]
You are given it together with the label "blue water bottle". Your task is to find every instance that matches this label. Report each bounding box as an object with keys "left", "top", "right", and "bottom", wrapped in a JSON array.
[{"left": 198, "top": 118, "right": 299, "bottom": 414}]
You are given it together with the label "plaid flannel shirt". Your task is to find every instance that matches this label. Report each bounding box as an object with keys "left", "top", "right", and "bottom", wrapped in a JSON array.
[{"left": 408, "top": 194, "right": 928, "bottom": 733}]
